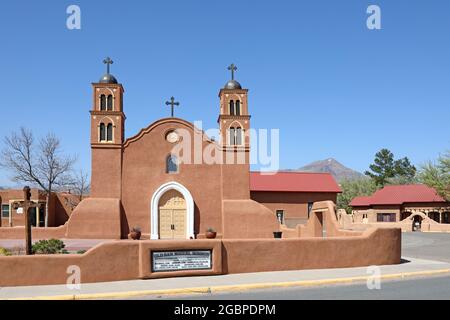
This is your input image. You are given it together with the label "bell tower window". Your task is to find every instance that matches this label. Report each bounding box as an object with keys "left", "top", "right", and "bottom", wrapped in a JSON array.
[
  {"left": 229, "top": 126, "right": 243, "bottom": 145},
  {"left": 106, "top": 124, "right": 113, "bottom": 141},
  {"left": 229, "top": 100, "right": 235, "bottom": 115},
  {"left": 99, "top": 123, "right": 106, "bottom": 141},
  {"left": 235, "top": 100, "right": 241, "bottom": 116},
  {"left": 100, "top": 95, "right": 106, "bottom": 111},
  {"left": 107, "top": 95, "right": 113, "bottom": 111},
  {"left": 229, "top": 127, "right": 236, "bottom": 145},
  {"left": 99, "top": 123, "right": 113, "bottom": 142},
  {"left": 236, "top": 127, "right": 242, "bottom": 145}
]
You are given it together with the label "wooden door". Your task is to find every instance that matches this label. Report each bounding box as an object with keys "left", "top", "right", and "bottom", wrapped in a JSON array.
[{"left": 158, "top": 190, "right": 186, "bottom": 239}]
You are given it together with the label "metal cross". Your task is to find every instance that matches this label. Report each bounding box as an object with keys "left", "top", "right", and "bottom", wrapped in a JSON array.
[
  {"left": 165, "top": 97, "right": 180, "bottom": 117},
  {"left": 103, "top": 57, "right": 113, "bottom": 74},
  {"left": 227, "top": 63, "right": 237, "bottom": 80}
]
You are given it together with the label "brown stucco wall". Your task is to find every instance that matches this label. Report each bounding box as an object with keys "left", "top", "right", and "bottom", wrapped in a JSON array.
[
  {"left": 66, "top": 198, "right": 121, "bottom": 239},
  {"left": 120, "top": 119, "right": 224, "bottom": 237},
  {"left": 221, "top": 199, "right": 280, "bottom": 239},
  {"left": 0, "top": 227, "right": 401, "bottom": 287},
  {"left": 251, "top": 191, "right": 338, "bottom": 224}
]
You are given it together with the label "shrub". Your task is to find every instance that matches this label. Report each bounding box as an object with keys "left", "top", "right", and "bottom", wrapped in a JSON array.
[
  {"left": 77, "top": 250, "right": 87, "bottom": 254},
  {"left": 0, "top": 247, "right": 12, "bottom": 256},
  {"left": 32, "top": 239, "right": 66, "bottom": 255}
]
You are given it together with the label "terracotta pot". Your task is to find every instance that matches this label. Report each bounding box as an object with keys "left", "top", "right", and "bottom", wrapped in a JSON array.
[
  {"left": 206, "top": 231, "right": 217, "bottom": 239},
  {"left": 130, "top": 231, "right": 141, "bottom": 240},
  {"left": 273, "top": 231, "right": 282, "bottom": 239}
]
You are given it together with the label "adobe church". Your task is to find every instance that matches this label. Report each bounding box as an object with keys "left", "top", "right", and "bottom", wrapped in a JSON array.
[{"left": 62, "top": 59, "right": 341, "bottom": 239}]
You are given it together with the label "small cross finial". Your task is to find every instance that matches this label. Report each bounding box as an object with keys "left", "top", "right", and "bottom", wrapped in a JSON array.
[
  {"left": 165, "top": 96, "right": 180, "bottom": 117},
  {"left": 103, "top": 57, "right": 113, "bottom": 74},
  {"left": 227, "top": 63, "right": 237, "bottom": 80}
]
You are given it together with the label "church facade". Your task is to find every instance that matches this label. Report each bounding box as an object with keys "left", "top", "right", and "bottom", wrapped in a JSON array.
[
  {"left": 64, "top": 60, "right": 279, "bottom": 239},
  {"left": 57, "top": 59, "right": 342, "bottom": 240}
]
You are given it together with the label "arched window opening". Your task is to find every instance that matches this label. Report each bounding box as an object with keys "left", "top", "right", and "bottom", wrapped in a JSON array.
[
  {"left": 229, "top": 127, "right": 236, "bottom": 145},
  {"left": 99, "top": 123, "right": 106, "bottom": 141},
  {"left": 107, "top": 95, "right": 113, "bottom": 111},
  {"left": 235, "top": 100, "right": 241, "bottom": 116},
  {"left": 166, "top": 155, "right": 179, "bottom": 173},
  {"left": 229, "top": 100, "right": 235, "bottom": 116},
  {"left": 236, "top": 127, "right": 242, "bottom": 145},
  {"left": 107, "top": 123, "right": 113, "bottom": 141},
  {"left": 100, "top": 95, "right": 106, "bottom": 111}
]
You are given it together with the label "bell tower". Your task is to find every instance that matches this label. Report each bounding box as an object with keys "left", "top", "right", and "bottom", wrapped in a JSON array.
[
  {"left": 218, "top": 64, "right": 251, "bottom": 199},
  {"left": 90, "top": 57, "right": 125, "bottom": 199}
]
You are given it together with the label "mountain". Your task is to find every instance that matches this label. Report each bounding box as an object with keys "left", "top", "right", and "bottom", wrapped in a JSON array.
[{"left": 294, "top": 158, "right": 365, "bottom": 182}]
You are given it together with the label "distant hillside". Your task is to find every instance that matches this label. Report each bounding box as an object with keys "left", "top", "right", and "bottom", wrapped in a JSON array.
[{"left": 294, "top": 158, "right": 365, "bottom": 182}]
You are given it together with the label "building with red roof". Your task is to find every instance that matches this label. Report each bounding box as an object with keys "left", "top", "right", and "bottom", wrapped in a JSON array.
[
  {"left": 250, "top": 171, "right": 341, "bottom": 227},
  {"left": 350, "top": 184, "right": 450, "bottom": 226}
]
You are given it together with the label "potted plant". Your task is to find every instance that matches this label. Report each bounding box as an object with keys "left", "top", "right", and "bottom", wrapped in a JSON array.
[
  {"left": 206, "top": 227, "right": 217, "bottom": 239},
  {"left": 273, "top": 231, "right": 283, "bottom": 239},
  {"left": 129, "top": 227, "right": 142, "bottom": 240}
]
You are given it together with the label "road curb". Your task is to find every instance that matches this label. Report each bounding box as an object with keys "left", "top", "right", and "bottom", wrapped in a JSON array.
[{"left": 6, "top": 268, "right": 450, "bottom": 300}]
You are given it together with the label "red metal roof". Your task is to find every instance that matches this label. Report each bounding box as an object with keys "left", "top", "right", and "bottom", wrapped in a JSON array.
[
  {"left": 250, "top": 171, "right": 342, "bottom": 193},
  {"left": 350, "top": 184, "right": 446, "bottom": 207},
  {"left": 350, "top": 196, "right": 372, "bottom": 206}
]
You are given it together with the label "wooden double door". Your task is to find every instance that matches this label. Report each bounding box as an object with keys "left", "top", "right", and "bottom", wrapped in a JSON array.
[{"left": 158, "top": 189, "right": 187, "bottom": 239}]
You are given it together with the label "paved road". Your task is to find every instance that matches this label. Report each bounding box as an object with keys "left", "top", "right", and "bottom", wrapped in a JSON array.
[
  {"left": 402, "top": 232, "right": 450, "bottom": 262},
  {"left": 152, "top": 275, "right": 450, "bottom": 300}
]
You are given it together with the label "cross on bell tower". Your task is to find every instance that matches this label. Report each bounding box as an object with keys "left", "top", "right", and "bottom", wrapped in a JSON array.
[
  {"left": 227, "top": 63, "right": 237, "bottom": 80},
  {"left": 165, "top": 96, "right": 180, "bottom": 117},
  {"left": 103, "top": 57, "right": 113, "bottom": 74}
]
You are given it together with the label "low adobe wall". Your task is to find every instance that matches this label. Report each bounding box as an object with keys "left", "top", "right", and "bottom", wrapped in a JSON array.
[
  {"left": 0, "top": 227, "right": 401, "bottom": 287},
  {"left": 341, "top": 215, "right": 450, "bottom": 233},
  {"left": 281, "top": 201, "right": 364, "bottom": 238}
]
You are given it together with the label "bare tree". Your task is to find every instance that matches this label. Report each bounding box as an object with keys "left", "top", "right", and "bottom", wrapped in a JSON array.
[
  {"left": 70, "top": 169, "right": 90, "bottom": 202},
  {"left": 0, "top": 128, "right": 77, "bottom": 227}
]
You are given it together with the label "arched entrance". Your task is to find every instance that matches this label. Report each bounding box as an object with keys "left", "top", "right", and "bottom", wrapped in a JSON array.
[
  {"left": 158, "top": 190, "right": 187, "bottom": 239},
  {"left": 412, "top": 215, "right": 423, "bottom": 232},
  {"left": 150, "top": 181, "right": 194, "bottom": 240}
]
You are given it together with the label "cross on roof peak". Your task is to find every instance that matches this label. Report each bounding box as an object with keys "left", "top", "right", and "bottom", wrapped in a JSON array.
[{"left": 165, "top": 96, "right": 180, "bottom": 117}]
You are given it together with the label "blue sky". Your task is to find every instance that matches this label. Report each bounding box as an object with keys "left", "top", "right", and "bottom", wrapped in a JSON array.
[{"left": 0, "top": 0, "right": 449, "bottom": 186}]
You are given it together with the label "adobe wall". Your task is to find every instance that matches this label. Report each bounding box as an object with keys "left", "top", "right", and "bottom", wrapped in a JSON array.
[
  {"left": 0, "top": 227, "right": 401, "bottom": 287},
  {"left": 222, "top": 228, "right": 400, "bottom": 274},
  {"left": 120, "top": 119, "right": 224, "bottom": 238},
  {"left": 251, "top": 191, "right": 338, "bottom": 221},
  {"left": 280, "top": 201, "right": 364, "bottom": 238},
  {"left": 66, "top": 198, "right": 121, "bottom": 239},
  {"left": 221, "top": 199, "right": 280, "bottom": 238}
]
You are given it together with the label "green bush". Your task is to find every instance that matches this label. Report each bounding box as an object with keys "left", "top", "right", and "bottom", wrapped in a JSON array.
[
  {"left": 32, "top": 239, "right": 66, "bottom": 255},
  {"left": 77, "top": 250, "right": 87, "bottom": 254},
  {"left": 0, "top": 247, "right": 12, "bottom": 256}
]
